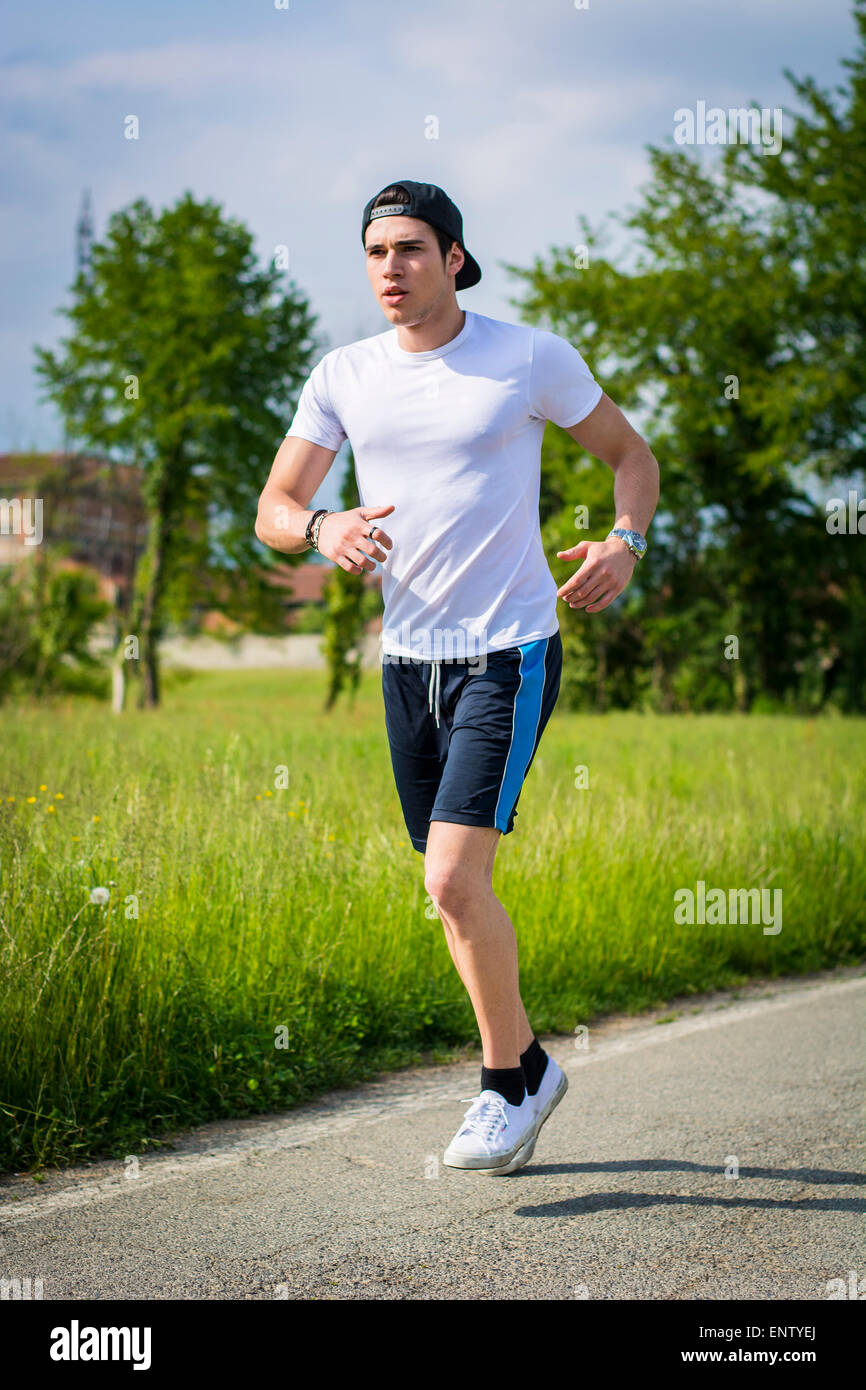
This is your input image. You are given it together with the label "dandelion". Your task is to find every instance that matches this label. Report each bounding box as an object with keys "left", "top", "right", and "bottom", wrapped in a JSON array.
[
  {"left": 90, "top": 887, "right": 110, "bottom": 905},
  {"left": 71, "top": 836, "right": 80, "bottom": 842},
  {"left": 265, "top": 790, "right": 273, "bottom": 798},
  {"left": 255, "top": 795, "right": 262, "bottom": 801},
  {"left": 6, "top": 796, "right": 14, "bottom": 803},
  {"left": 288, "top": 811, "right": 296, "bottom": 818},
  {"left": 112, "top": 856, "right": 118, "bottom": 862},
  {"left": 39, "top": 784, "right": 47, "bottom": 791},
  {"left": 26, "top": 796, "right": 36, "bottom": 804},
  {"left": 93, "top": 815, "right": 100, "bottom": 823},
  {"left": 327, "top": 835, "right": 335, "bottom": 841},
  {"left": 55, "top": 793, "right": 64, "bottom": 799},
  {"left": 47, "top": 806, "right": 55, "bottom": 813}
]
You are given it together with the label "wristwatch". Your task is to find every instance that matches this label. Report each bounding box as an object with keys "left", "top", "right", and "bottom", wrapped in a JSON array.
[{"left": 606, "top": 527, "right": 647, "bottom": 561}]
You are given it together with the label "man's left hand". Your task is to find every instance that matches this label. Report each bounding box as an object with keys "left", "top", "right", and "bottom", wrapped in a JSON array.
[{"left": 555, "top": 538, "right": 637, "bottom": 613}]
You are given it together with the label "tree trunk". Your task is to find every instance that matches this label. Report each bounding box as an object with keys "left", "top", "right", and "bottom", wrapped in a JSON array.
[
  {"left": 137, "top": 509, "right": 166, "bottom": 710},
  {"left": 114, "top": 501, "right": 168, "bottom": 712},
  {"left": 141, "top": 634, "right": 160, "bottom": 708}
]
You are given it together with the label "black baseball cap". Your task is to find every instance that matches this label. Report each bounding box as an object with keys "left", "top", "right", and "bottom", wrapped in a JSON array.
[{"left": 361, "top": 180, "right": 482, "bottom": 290}]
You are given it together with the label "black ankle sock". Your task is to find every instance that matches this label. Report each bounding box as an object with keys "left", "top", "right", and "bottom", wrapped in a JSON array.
[
  {"left": 480, "top": 1065, "right": 526, "bottom": 1107},
  {"left": 520, "top": 1037, "right": 548, "bottom": 1097}
]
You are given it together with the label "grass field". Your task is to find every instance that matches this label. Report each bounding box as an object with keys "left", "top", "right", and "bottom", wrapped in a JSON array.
[{"left": 2, "top": 667, "right": 864, "bottom": 1173}]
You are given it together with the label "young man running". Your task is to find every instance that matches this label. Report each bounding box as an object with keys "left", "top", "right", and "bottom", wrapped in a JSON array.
[{"left": 255, "top": 180, "right": 659, "bottom": 1176}]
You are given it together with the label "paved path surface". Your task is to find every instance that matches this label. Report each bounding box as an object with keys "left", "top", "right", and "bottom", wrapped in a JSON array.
[{"left": 1, "top": 970, "right": 864, "bottom": 1300}]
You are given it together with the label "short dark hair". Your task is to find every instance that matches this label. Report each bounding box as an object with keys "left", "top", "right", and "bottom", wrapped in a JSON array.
[{"left": 370, "top": 185, "right": 460, "bottom": 269}]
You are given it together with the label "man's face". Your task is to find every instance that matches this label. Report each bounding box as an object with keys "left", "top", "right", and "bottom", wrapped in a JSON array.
[{"left": 364, "top": 215, "right": 464, "bottom": 324}]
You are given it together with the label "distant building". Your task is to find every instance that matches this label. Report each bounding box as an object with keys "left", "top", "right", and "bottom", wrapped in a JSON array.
[
  {"left": 0, "top": 451, "right": 147, "bottom": 609},
  {"left": 0, "top": 451, "right": 382, "bottom": 632}
]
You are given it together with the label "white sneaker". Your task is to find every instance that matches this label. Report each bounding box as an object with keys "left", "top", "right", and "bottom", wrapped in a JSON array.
[
  {"left": 528, "top": 1054, "right": 568, "bottom": 1141},
  {"left": 495, "top": 1055, "right": 569, "bottom": 1173},
  {"left": 443, "top": 1089, "right": 537, "bottom": 1175}
]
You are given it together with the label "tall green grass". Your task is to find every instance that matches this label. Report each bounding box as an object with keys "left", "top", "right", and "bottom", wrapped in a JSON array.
[{"left": 2, "top": 669, "right": 864, "bottom": 1171}]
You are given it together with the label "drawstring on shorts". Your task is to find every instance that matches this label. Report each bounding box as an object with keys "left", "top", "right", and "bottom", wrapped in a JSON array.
[{"left": 427, "top": 661, "right": 442, "bottom": 729}]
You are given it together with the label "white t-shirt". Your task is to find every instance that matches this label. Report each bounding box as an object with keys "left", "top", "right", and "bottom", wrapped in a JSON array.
[{"left": 285, "top": 309, "right": 603, "bottom": 659}]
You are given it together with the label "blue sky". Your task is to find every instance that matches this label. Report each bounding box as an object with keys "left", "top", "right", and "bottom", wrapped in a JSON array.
[{"left": 1, "top": 0, "right": 859, "bottom": 508}]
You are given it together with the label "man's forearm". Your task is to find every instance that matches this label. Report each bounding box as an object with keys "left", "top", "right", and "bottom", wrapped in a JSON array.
[
  {"left": 610, "top": 442, "right": 659, "bottom": 537},
  {"left": 255, "top": 490, "right": 318, "bottom": 555}
]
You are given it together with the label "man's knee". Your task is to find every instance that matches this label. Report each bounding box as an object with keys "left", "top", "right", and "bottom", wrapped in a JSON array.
[
  {"left": 424, "top": 822, "right": 499, "bottom": 920},
  {"left": 424, "top": 861, "right": 484, "bottom": 920}
]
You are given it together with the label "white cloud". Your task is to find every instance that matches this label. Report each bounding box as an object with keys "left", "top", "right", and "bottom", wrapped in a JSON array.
[{"left": 2, "top": 39, "right": 293, "bottom": 102}]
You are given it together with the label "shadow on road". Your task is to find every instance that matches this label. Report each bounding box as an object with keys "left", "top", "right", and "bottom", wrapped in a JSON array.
[{"left": 510, "top": 1158, "right": 866, "bottom": 1214}]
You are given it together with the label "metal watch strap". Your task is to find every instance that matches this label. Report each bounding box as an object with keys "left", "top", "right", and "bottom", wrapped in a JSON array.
[{"left": 607, "top": 527, "right": 646, "bottom": 560}]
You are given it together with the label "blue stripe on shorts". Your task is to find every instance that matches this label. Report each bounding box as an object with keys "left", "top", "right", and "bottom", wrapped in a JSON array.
[{"left": 494, "top": 637, "right": 549, "bottom": 832}]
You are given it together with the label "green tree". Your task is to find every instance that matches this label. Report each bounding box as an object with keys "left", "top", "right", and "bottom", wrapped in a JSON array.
[
  {"left": 0, "top": 556, "right": 109, "bottom": 702},
  {"left": 504, "top": 6, "right": 866, "bottom": 711},
  {"left": 34, "top": 192, "right": 320, "bottom": 709},
  {"left": 723, "top": 0, "right": 866, "bottom": 479}
]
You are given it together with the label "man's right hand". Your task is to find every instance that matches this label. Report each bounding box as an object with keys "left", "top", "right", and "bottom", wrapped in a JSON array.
[{"left": 316, "top": 504, "right": 395, "bottom": 574}]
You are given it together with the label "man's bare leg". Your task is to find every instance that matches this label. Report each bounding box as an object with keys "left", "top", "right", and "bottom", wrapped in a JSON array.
[{"left": 424, "top": 820, "right": 535, "bottom": 1069}]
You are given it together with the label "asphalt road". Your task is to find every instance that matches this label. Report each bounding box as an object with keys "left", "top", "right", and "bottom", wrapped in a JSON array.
[{"left": 1, "top": 969, "right": 864, "bottom": 1300}]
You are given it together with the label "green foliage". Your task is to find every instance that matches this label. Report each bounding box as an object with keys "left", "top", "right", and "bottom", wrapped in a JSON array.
[
  {"left": 0, "top": 558, "right": 110, "bottom": 702},
  {"left": 507, "top": 8, "right": 866, "bottom": 712},
  {"left": 722, "top": 0, "right": 866, "bottom": 476},
  {"left": 33, "top": 191, "right": 321, "bottom": 703},
  {"left": 290, "top": 599, "right": 327, "bottom": 633}
]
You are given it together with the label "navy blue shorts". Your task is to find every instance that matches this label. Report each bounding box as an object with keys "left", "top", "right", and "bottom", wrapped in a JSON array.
[{"left": 381, "top": 629, "right": 563, "bottom": 853}]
